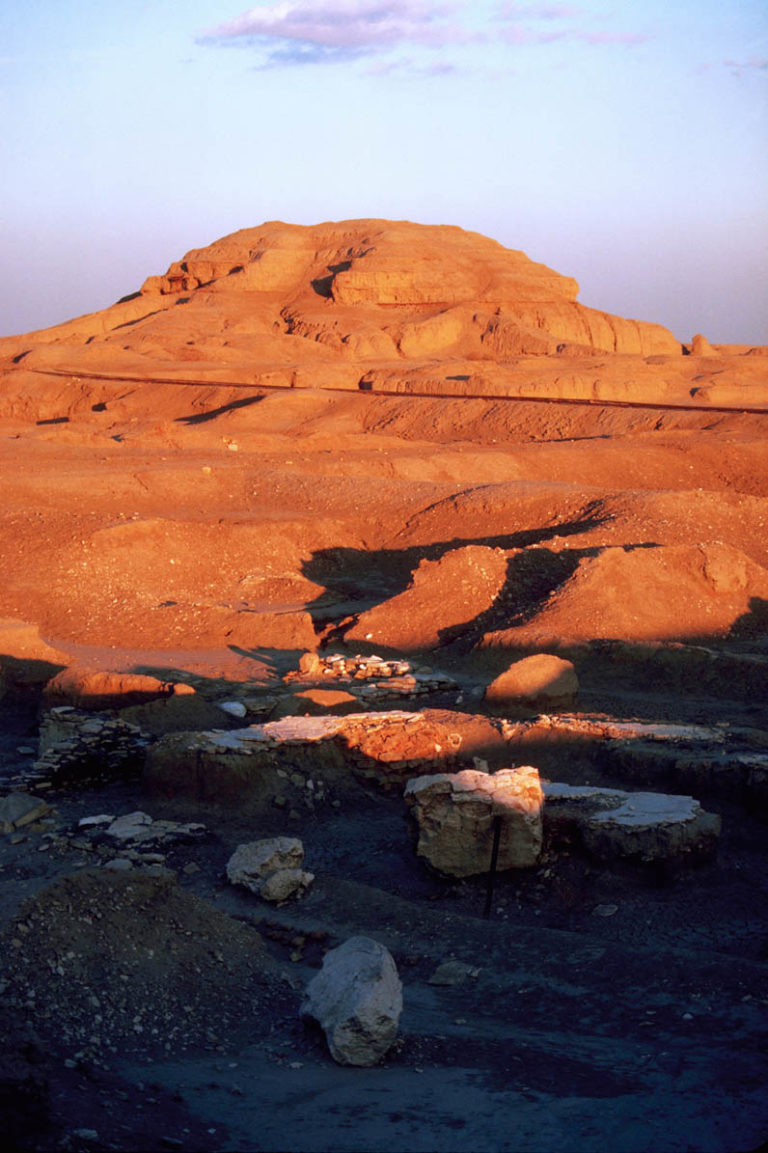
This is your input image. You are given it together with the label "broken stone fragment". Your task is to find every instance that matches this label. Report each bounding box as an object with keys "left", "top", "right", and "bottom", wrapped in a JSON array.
[
  {"left": 0, "top": 792, "right": 52, "bottom": 834},
  {"left": 298, "top": 651, "right": 323, "bottom": 678},
  {"left": 105, "top": 812, "right": 154, "bottom": 842},
  {"left": 226, "top": 836, "right": 308, "bottom": 900},
  {"left": 484, "top": 654, "right": 578, "bottom": 713},
  {"left": 404, "top": 766, "right": 543, "bottom": 877},
  {"left": 428, "top": 960, "right": 480, "bottom": 986},
  {"left": 301, "top": 936, "right": 403, "bottom": 1066},
  {"left": 259, "top": 867, "right": 315, "bottom": 903},
  {"left": 543, "top": 782, "right": 721, "bottom": 862}
]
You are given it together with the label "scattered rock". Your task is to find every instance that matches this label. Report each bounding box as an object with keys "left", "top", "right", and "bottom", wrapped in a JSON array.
[
  {"left": 428, "top": 960, "right": 480, "bottom": 985},
  {"left": 105, "top": 811, "right": 154, "bottom": 842},
  {"left": 0, "top": 792, "right": 52, "bottom": 834},
  {"left": 405, "top": 766, "right": 543, "bottom": 877},
  {"left": 226, "top": 837, "right": 313, "bottom": 902},
  {"left": 301, "top": 936, "right": 403, "bottom": 1066},
  {"left": 593, "top": 904, "right": 619, "bottom": 917},
  {"left": 77, "top": 814, "right": 115, "bottom": 828},
  {"left": 218, "top": 700, "right": 247, "bottom": 718},
  {"left": 259, "top": 868, "right": 314, "bottom": 903},
  {"left": 298, "top": 652, "right": 323, "bottom": 677}
]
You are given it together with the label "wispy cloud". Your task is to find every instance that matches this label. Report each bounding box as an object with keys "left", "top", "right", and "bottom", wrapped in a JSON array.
[
  {"left": 199, "top": 1, "right": 651, "bottom": 71},
  {"left": 200, "top": 1, "right": 472, "bottom": 61},
  {"left": 496, "top": 3, "right": 583, "bottom": 19},
  {"left": 723, "top": 56, "right": 768, "bottom": 76}
]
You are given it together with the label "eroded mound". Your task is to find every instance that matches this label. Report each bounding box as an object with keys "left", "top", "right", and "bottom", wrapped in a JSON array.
[{"left": 481, "top": 542, "right": 768, "bottom": 648}]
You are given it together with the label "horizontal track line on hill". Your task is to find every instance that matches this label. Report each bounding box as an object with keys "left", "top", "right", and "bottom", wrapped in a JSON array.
[{"left": 19, "top": 366, "right": 768, "bottom": 416}]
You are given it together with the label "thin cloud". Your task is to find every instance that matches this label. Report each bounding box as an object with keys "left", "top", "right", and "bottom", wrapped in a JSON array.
[
  {"left": 723, "top": 56, "right": 768, "bottom": 74},
  {"left": 495, "top": 3, "right": 582, "bottom": 18},
  {"left": 201, "top": 1, "right": 472, "bottom": 59},
  {"left": 495, "top": 2, "right": 649, "bottom": 48},
  {"left": 199, "top": 1, "right": 652, "bottom": 70},
  {"left": 366, "top": 53, "right": 462, "bottom": 76},
  {"left": 577, "top": 30, "right": 649, "bottom": 46}
]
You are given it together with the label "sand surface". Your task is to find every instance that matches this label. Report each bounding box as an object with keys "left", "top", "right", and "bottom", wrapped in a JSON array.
[{"left": 1, "top": 221, "right": 766, "bottom": 1151}]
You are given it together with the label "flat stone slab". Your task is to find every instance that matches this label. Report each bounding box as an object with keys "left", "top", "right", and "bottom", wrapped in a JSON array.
[
  {"left": 503, "top": 715, "right": 727, "bottom": 745},
  {"left": 501, "top": 713, "right": 766, "bottom": 811},
  {"left": 542, "top": 782, "right": 721, "bottom": 862}
]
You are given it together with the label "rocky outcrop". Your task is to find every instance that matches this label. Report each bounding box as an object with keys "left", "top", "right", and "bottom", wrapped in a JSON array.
[
  {"left": 404, "top": 766, "right": 544, "bottom": 877},
  {"left": 1, "top": 220, "right": 693, "bottom": 408},
  {"left": 0, "top": 792, "right": 52, "bottom": 835},
  {"left": 43, "top": 669, "right": 175, "bottom": 711},
  {"left": 301, "top": 936, "right": 403, "bottom": 1066}
]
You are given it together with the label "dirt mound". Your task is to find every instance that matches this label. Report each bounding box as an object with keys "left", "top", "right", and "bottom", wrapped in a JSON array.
[
  {"left": 1, "top": 868, "right": 287, "bottom": 1060},
  {"left": 482, "top": 542, "right": 768, "bottom": 648},
  {"left": 344, "top": 544, "right": 508, "bottom": 650},
  {"left": 0, "top": 220, "right": 685, "bottom": 395}
]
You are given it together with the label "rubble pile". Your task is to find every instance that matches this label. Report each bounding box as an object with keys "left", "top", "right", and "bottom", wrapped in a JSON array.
[{"left": 286, "top": 652, "right": 457, "bottom": 703}]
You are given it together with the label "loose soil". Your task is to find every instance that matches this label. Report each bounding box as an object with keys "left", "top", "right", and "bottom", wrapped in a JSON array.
[{"left": 1, "top": 221, "right": 767, "bottom": 1151}]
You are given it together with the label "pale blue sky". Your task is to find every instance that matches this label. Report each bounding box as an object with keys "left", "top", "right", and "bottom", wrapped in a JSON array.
[{"left": 1, "top": 1, "right": 766, "bottom": 342}]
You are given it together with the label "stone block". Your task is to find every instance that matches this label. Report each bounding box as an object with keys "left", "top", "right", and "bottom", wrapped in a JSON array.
[
  {"left": 405, "top": 766, "right": 543, "bottom": 877},
  {"left": 543, "top": 782, "right": 721, "bottom": 862}
]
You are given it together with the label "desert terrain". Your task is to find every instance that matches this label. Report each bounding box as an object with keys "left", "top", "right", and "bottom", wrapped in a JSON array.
[{"left": 0, "top": 220, "right": 767, "bottom": 1152}]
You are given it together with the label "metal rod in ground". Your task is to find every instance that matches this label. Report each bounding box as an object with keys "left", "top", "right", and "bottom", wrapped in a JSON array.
[{"left": 483, "top": 814, "right": 503, "bottom": 919}]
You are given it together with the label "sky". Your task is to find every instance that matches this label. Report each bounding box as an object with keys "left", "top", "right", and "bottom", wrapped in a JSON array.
[{"left": 1, "top": 1, "right": 766, "bottom": 343}]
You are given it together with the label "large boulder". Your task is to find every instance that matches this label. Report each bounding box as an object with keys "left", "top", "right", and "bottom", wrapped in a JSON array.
[
  {"left": 43, "top": 669, "right": 174, "bottom": 710},
  {"left": 301, "top": 936, "right": 403, "bottom": 1066},
  {"left": 484, "top": 654, "right": 578, "bottom": 713},
  {"left": 404, "top": 766, "right": 543, "bottom": 877}
]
